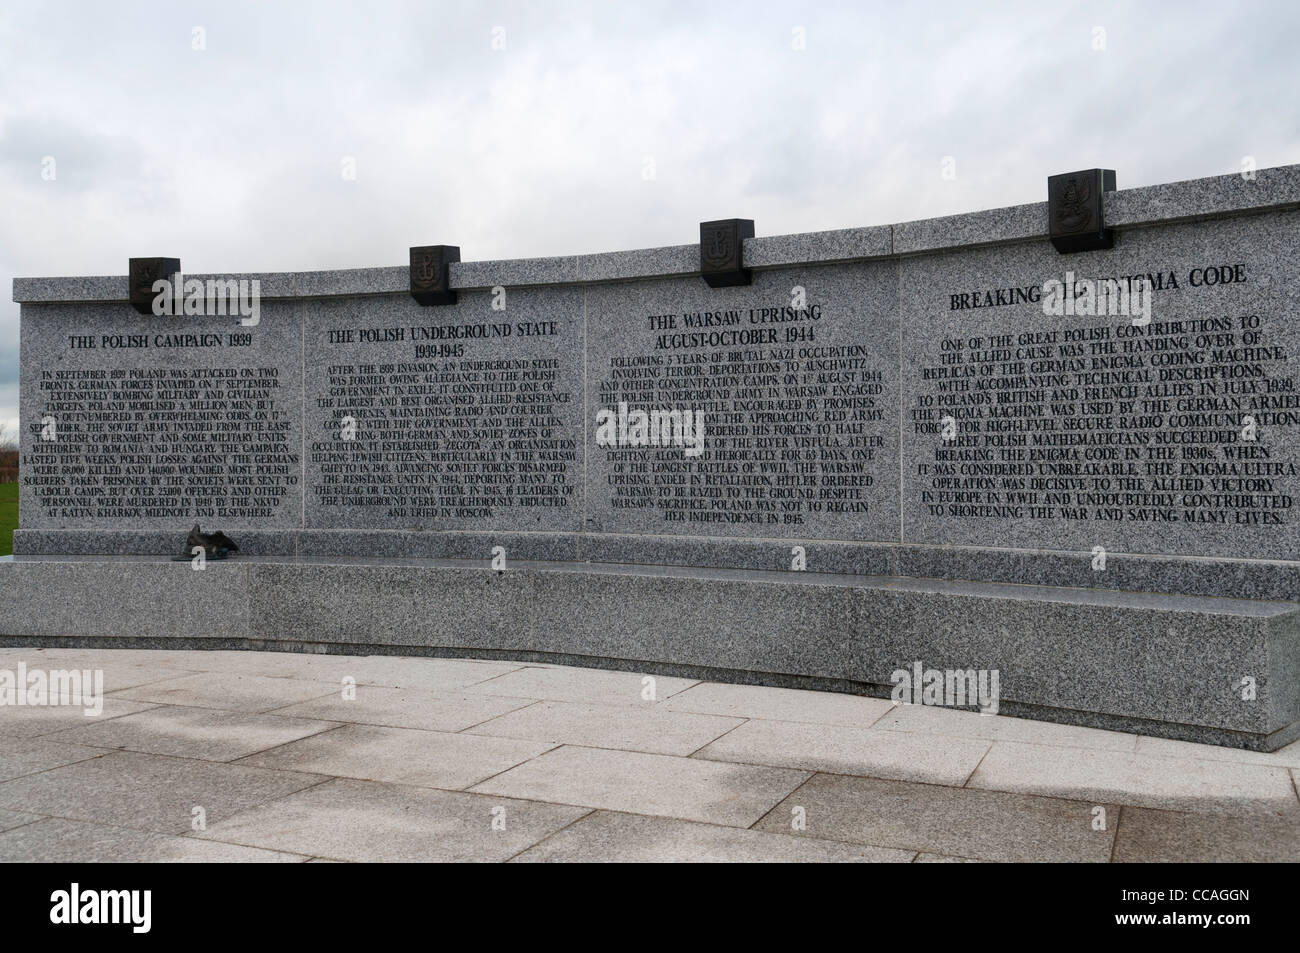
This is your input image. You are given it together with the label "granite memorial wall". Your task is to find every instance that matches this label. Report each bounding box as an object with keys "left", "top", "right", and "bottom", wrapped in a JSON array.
[
  {"left": 7, "top": 164, "right": 1300, "bottom": 749},
  {"left": 14, "top": 167, "right": 1300, "bottom": 587}
]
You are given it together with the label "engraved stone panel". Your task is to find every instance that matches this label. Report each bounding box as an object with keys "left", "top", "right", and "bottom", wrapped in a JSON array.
[
  {"left": 19, "top": 301, "right": 303, "bottom": 529},
  {"left": 901, "top": 209, "right": 1300, "bottom": 560},
  {"left": 302, "top": 288, "right": 584, "bottom": 532},
  {"left": 584, "top": 263, "right": 900, "bottom": 541}
]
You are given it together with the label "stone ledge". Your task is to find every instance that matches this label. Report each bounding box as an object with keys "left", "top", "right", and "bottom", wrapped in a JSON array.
[
  {"left": 14, "top": 529, "right": 1300, "bottom": 602},
  {"left": 1, "top": 555, "right": 1296, "bottom": 750}
]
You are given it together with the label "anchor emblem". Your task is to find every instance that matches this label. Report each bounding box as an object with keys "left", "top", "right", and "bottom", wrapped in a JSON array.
[
  {"left": 702, "top": 227, "right": 733, "bottom": 268},
  {"left": 415, "top": 253, "right": 439, "bottom": 287}
]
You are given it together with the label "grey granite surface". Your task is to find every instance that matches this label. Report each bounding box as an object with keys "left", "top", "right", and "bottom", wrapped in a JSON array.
[
  {"left": 13, "top": 272, "right": 298, "bottom": 303},
  {"left": 19, "top": 299, "right": 305, "bottom": 531},
  {"left": 582, "top": 263, "right": 900, "bottom": 541},
  {"left": 0, "top": 557, "right": 251, "bottom": 640},
  {"left": 575, "top": 243, "right": 699, "bottom": 283},
  {"left": 0, "top": 554, "right": 1296, "bottom": 749},
  {"left": 21, "top": 165, "right": 1297, "bottom": 563},
  {"left": 12, "top": 527, "right": 1300, "bottom": 601},
  {"left": 248, "top": 562, "right": 535, "bottom": 652},
  {"left": 1107, "top": 164, "right": 1300, "bottom": 229},
  {"left": 300, "top": 286, "right": 584, "bottom": 533},
  {"left": 294, "top": 266, "right": 404, "bottom": 298},
  {"left": 899, "top": 207, "right": 1300, "bottom": 562},
  {"left": 892, "top": 201, "right": 1047, "bottom": 256},
  {"left": 13, "top": 529, "right": 300, "bottom": 557},
  {"left": 9, "top": 164, "right": 1300, "bottom": 758},
  {"left": 452, "top": 255, "right": 580, "bottom": 288},
  {"left": 745, "top": 225, "right": 893, "bottom": 267}
]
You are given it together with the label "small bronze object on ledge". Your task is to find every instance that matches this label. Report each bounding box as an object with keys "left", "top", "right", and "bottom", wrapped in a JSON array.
[{"left": 172, "top": 524, "right": 240, "bottom": 561}]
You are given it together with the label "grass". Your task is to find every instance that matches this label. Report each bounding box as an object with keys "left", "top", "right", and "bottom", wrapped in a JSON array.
[{"left": 0, "top": 483, "right": 16, "bottom": 556}]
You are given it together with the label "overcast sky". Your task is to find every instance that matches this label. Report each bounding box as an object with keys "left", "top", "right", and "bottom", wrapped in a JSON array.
[{"left": 2, "top": 0, "right": 1298, "bottom": 434}]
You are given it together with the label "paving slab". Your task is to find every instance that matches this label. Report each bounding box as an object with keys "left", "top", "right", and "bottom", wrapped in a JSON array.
[
  {"left": 874, "top": 704, "right": 1139, "bottom": 753},
  {"left": 50, "top": 705, "right": 338, "bottom": 762},
  {"left": 269, "top": 686, "right": 532, "bottom": 733},
  {"left": 98, "top": 664, "right": 206, "bottom": 692},
  {"left": 969, "top": 741, "right": 1300, "bottom": 816},
  {"left": 1113, "top": 806, "right": 1300, "bottom": 862},
  {"left": 0, "top": 808, "right": 41, "bottom": 833},
  {"left": 471, "top": 745, "right": 808, "bottom": 827},
  {"left": 156, "top": 650, "right": 364, "bottom": 682},
  {"left": 694, "top": 718, "right": 990, "bottom": 786},
  {"left": 0, "top": 750, "right": 323, "bottom": 834},
  {"left": 0, "top": 654, "right": 197, "bottom": 693},
  {"left": 25, "top": 662, "right": 204, "bottom": 692},
  {"left": 0, "top": 648, "right": 197, "bottom": 670},
  {"left": 1134, "top": 734, "right": 1300, "bottom": 768},
  {"left": 464, "top": 666, "right": 698, "bottom": 707},
  {"left": 197, "top": 777, "right": 589, "bottom": 862},
  {"left": 755, "top": 773, "right": 1117, "bottom": 863},
  {"left": 0, "top": 737, "right": 107, "bottom": 782},
  {"left": 914, "top": 853, "right": 988, "bottom": 863},
  {"left": 511, "top": 810, "right": 915, "bottom": 863},
  {"left": 0, "top": 817, "right": 307, "bottom": 862},
  {"left": 466, "top": 700, "right": 743, "bottom": 756},
  {"left": 662, "top": 682, "right": 895, "bottom": 727},
  {"left": 112, "top": 672, "right": 340, "bottom": 713},
  {"left": 0, "top": 698, "right": 160, "bottom": 739},
  {"left": 334, "top": 657, "right": 529, "bottom": 693},
  {"left": 237, "top": 723, "right": 554, "bottom": 790},
  {"left": 4, "top": 647, "right": 1296, "bottom": 861},
  {"left": 164, "top": 652, "right": 524, "bottom": 690}
]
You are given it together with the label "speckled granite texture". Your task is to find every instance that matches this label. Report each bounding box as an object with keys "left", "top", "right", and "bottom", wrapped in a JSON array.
[
  {"left": 13, "top": 530, "right": 1300, "bottom": 601},
  {"left": 900, "top": 207, "right": 1300, "bottom": 562},
  {"left": 1, "top": 555, "right": 1297, "bottom": 750},
  {"left": 9, "top": 165, "right": 1300, "bottom": 753}
]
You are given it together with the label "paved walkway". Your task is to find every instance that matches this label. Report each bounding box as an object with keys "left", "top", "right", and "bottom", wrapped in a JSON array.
[{"left": 0, "top": 647, "right": 1296, "bottom": 862}]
